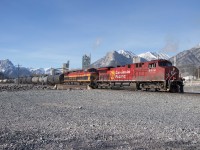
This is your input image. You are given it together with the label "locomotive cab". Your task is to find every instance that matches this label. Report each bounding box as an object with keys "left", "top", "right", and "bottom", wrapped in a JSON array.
[
  {"left": 140, "top": 59, "right": 184, "bottom": 93},
  {"left": 157, "top": 60, "right": 184, "bottom": 92}
]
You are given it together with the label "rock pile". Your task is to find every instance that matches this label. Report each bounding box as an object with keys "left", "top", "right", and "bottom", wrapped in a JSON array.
[{"left": 0, "top": 84, "right": 52, "bottom": 92}]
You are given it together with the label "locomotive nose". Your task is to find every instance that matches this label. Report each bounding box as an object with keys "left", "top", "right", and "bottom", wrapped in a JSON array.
[
  {"left": 169, "top": 67, "right": 178, "bottom": 80},
  {"left": 166, "top": 67, "right": 178, "bottom": 80}
]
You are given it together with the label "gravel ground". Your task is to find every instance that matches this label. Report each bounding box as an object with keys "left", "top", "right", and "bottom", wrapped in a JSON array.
[
  {"left": 0, "top": 88, "right": 200, "bottom": 149},
  {"left": 0, "top": 84, "right": 53, "bottom": 92},
  {"left": 184, "top": 85, "right": 200, "bottom": 93}
]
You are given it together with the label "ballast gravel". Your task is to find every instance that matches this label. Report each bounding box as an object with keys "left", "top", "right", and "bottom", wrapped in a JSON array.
[
  {"left": 0, "top": 84, "right": 52, "bottom": 92},
  {"left": 0, "top": 89, "right": 200, "bottom": 149}
]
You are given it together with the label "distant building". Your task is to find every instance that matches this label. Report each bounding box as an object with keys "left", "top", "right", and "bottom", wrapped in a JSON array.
[
  {"left": 133, "top": 57, "right": 142, "bottom": 63},
  {"left": 82, "top": 54, "right": 91, "bottom": 70},
  {"left": 62, "top": 60, "right": 69, "bottom": 73},
  {"left": 173, "top": 56, "right": 177, "bottom": 67},
  {"left": 50, "top": 68, "right": 55, "bottom": 75}
]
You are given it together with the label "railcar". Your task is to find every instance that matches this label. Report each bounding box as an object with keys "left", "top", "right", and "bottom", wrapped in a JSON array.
[
  {"left": 13, "top": 74, "right": 64, "bottom": 85},
  {"left": 94, "top": 59, "right": 184, "bottom": 92},
  {"left": 47, "top": 74, "right": 64, "bottom": 85},
  {"left": 64, "top": 68, "right": 98, "bottom": 85}
]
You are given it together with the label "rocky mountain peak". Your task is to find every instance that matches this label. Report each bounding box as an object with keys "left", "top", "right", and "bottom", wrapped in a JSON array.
[
  {"left": 194, "top": 43, "right": 200, "bottom": 49},
  {"left": 169, "top": 46, "right": 200, "bottom": 76},
  {"left": 91, "top": 50, "right": 171, "bottom": 68},
  {"left": 0, "top": 59, "right": 31, "bottom": 78},
  {"left": 138, "top": 52, "right": 170, "bottom": 61},
  {"left": 0, "top": 59, "right": 15, "bottom": 71},
  {"left": 91, "top": 50, "right": 134, "bottom": 68},
  {"left": 117, "top": 50, "right": 136, "bottom": 58},
  {"left": 2, "top": 45, "right": 199, "bottom": 78}
]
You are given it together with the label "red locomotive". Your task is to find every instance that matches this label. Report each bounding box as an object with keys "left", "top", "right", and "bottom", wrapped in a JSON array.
[{"left": 64, "top": 59, "right": 184, "bottom": 93}]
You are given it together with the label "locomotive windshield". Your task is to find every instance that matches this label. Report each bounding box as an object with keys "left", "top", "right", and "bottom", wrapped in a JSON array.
[
  {"left": 87, "top": 68, "right": 97, "bottom": 72},
  {"left": 158, "top": 61, "right": 172, "bottom": 67}
]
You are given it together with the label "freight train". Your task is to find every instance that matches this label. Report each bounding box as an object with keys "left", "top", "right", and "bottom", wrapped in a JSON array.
[{"left": 10, "top": 59, "right": 184, "bottom": 93}]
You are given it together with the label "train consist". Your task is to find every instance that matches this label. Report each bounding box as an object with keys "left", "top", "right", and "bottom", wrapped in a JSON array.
[
  {"left": 3, "top": 59, "right": 183, "bottom": 92},
  {"left": 64, "top": 59, "right": 184, "bottom": 93}
]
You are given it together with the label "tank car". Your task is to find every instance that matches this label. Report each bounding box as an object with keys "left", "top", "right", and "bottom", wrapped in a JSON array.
[
  {"left": 54, "top": 74, "right": 64, "bottom": 84},
  {"left": 32, "top": 76, "right": 39, "bottom": 84},
  {"left": 47, "top": 74, "right": 64, "bottom": 85},
  {"left": 39, "top": 76, "right": 48, "bottom": 85},
  {"left": 26, "top": 77, "right": 32, "bottom": 84}
]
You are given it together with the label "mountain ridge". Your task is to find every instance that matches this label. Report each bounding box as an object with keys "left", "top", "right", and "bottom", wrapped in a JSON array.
[
  {"left": 169, "top": 47, "right": 200, "bottom": 76},
  {"left": 1, "top": 46, "right": 200, "bottom": 78},
  {"left": 91, "top": 50, "right": 170, "bottom": 68}
]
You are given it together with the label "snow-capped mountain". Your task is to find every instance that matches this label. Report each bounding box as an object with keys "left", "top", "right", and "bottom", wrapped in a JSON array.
[
  {"left": 138, "top": 52, "right": 170, "bottom": 61},
  {"left": 91, "top": 51, "right": 134, "bottom": 68},
  {"left": 0, "top": 59, "right": 31, "bottom": 78},
  {"left": 91, "top": 50, "right": 169, "bottom": 68},
  {"left": 29, "top": 68, "right": 46, "bottom": 75},
  {"left": 2, "top": 45, "right": 199, "bottom": 78},
  {"left": 0, "top": 59, "right": 15, "bottom": 72},
  {"left": 117, "top": 50, "right": 136, "bottom": 58},
  {"left": 194, "top": 43, "right": 200, "bottom": 49},
  {"left": 0, "top": 59, "right": 15, "bottom": 78},
  {"left": 0, "top": 59, "right": 64, "bottom": 78},
  {"left": 29, "top": 68, "right": 62, "bottom": 75},
  {"left": 169, "top": 46, "right": 200, "bottom": 76}
]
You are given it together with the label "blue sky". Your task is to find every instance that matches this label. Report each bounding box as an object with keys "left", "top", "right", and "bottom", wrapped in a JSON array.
[{"left": 0, "top": 0, "right": 200, "bottom": 69}]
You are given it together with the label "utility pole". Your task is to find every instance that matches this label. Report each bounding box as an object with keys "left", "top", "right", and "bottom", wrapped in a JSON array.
[
  {"left": 174, "top": 56, "right": 176, "bottom": 67},
  {"left": 17, "top": 64, "right": 21, "bottom": 85}
]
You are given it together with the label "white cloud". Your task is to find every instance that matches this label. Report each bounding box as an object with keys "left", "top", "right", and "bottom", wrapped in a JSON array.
[
  {"left": 161, "top": 37, "right": 179, "bottom": 53},
  {"left": 93, "top": 38, "right": 102, "bottom": 50}
]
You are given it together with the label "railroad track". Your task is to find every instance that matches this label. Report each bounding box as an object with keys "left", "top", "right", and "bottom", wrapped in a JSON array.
[
  {"left": 54, "top": 84, "right": 200, "bottom": 95},
  {"left": 2, "top": 83, "right": 199, "bottom": 96},
  {"left": 55, "top": 84, "right": 200, "bottom": 95}
]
